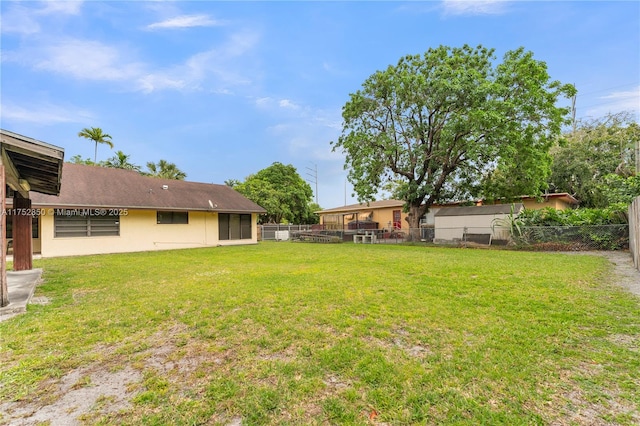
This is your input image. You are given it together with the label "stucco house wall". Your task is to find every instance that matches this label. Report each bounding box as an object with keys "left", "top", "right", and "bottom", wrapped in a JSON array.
[
  {"left": 354, "top": 208, "right": 407, "bottom": 230},
  {"left": 319, "top": 200, "right": 408, "bottom": 230},
  {"left": 521, "top": 196, "right": 576, "bottom": 210},
  {"left": 486, "top": 194, "right": 578, "bottom": 211},
  {"left": 35, "top": 210, "right": 261, "bottom": 258},
  {"left": 28, "top": 163, "right": 265, "bottom": 257}
]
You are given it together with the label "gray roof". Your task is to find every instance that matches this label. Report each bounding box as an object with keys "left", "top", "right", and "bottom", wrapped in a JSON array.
[
  {"left": 434, "top": 203, "right": 524, "bottom": 217},
  {"left": 29, "top": 163, "right": 266, "bottom": 214}
]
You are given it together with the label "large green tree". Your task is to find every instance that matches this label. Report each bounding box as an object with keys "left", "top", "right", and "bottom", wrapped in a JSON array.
[
  {"left": 332, "top": 45, "right": 575, "bottom": 230},
  {"left": 78, "top": 127, "right": 113, "bottom": 163},
  {"left": 144, "top": 159, "right": 187, "bottom": 180},
  {"left": 232, "top": 162, "right": 314, "bottom": 224},
  {"left": 549, "top": 112, "right": 639, "bottom": 207}
]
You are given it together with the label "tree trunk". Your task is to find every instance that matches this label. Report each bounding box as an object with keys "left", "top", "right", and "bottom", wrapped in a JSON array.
[{"left": 405, "top": 202, "right": 429, "bottom": 241}]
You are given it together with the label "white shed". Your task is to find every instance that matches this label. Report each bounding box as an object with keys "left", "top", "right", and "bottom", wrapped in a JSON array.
[{"left": 434, "top": 203, "right": 524, "bottom": 245}]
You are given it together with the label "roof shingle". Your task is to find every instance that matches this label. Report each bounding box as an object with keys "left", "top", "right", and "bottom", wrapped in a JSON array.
[{"left": 29, "top": 163, "right": 266, "bottom": 213}]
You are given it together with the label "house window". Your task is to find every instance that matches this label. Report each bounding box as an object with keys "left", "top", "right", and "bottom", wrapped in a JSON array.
[
  {"left": 218, "top": 213, "right": 252, "bottom": 240},
  {"left": 54, "top": 210, "right": 120, "bottom": 237},
  {"left": 157, "top": 211, "right": 189, "bottom": 224},
  {"left": 6, "top": 215, "right": 39, "bottom": 239}
]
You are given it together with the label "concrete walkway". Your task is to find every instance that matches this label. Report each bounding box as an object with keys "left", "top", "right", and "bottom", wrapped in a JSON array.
[{"left": 0, "top": 269, "right": 43, "bottom": 322}]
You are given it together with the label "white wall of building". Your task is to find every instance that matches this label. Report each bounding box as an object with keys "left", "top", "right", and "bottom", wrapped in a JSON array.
[{"left": 38, "top": 210, "right": 258, "bottom": 257}]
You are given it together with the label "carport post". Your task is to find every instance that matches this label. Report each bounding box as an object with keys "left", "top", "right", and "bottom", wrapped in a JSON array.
[{"left": 12, "top": 194, "right": 33, "bottom": 271}]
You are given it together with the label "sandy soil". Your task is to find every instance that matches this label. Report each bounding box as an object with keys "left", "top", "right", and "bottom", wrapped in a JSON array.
[{"left": 592, "top": 251, "right": 640, "bottom": 297}]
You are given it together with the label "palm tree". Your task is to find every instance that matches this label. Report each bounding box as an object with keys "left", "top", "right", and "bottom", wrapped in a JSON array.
[
  {"left": 104, "top": 150, "right": 141, "bottom": 172},
  {"left": 78, "top": 127, "right": 113, "bottom": 163},
  {"left": 145, "top": 159, "right": 187, "bottom": 180}
]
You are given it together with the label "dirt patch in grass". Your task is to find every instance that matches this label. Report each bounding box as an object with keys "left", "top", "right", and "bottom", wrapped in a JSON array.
[
  {"left": 550, "top": 381, "right": 640, "bottom": 426},
  {"left": 595, "top": 251, "right": 640, "bottom": 297},
  {"left": 1, "top": 365, "right": 141, "bottom": 425}
]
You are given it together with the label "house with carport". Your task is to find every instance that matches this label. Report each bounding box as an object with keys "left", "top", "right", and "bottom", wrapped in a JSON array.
[
  {"left": 316, "top": 193, "right": 578, "bottom": 242},
  {"left": 318, "top": 200, "right": 408, "bottom": 232},
  {"left": 23, "top": 163, "right": 266, "bottom": 258}
]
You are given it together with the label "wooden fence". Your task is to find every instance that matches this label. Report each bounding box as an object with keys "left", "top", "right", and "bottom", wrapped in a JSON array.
[{"left": 630, "top": 196, "right": 640, "bottom": 271}]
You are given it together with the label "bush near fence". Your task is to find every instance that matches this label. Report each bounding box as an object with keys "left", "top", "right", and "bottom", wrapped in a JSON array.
[{"left": 513, "top": 224, "right": 629, "bottom": 251}]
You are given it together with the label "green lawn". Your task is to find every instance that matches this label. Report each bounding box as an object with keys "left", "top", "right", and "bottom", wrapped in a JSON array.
[{"left": 1, "top": 243, "right": 639, "bottom": 425}]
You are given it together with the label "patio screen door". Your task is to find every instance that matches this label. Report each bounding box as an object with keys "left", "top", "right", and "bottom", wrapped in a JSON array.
[{"left": 393, "top": 210, "right": 401, "bottom": 230}]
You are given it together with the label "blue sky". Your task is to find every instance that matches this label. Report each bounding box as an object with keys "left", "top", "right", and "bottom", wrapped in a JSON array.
[{"left": 1, "top": 1, "right": 639, "bottom": 209}]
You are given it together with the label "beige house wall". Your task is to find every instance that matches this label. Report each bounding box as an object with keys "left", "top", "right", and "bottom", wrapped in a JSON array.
[
  {"left": 371, "top": 208, "right": 407, "bottom": 230},
  {"left": 37, "top": 210, "right": 259, "bottom": 258},
  {"left": 521, "top": 198, "right": 572, "bottom": 210},
  {"left": 321, "top": 207, "right": 409, "bottom": 230}
]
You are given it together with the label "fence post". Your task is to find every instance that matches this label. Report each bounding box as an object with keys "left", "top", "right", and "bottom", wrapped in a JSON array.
[{"left": 630, "top": 197, "right": 640, "bottom": 271}]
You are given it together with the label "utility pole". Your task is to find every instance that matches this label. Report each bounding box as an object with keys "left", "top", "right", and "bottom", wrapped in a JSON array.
[
  {"left": 636, "top": 139, "right": 640, "bottom": 176},
  {"left": 305, "top": 164, "right": 318, "bottom": 204},
  {"left": 571, "top": 85, "right": 577, "bottom": 134},
  {"left": 344, "top": 179, "right": 347, "bottom": 206}
]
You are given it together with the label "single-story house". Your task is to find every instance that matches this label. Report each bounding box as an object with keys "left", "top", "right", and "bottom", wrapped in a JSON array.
[
  {"left": 433, "top": 203, "right": 525, "bottom": 244},
  {"left": 317, "top": 199, "right": 407, "bottom": 231},
  {"left": 17, "top": 163, "right": 266, "bottom": 257},
  {"left": 317, "top": 193, "right": 579, "bottom": 232}
]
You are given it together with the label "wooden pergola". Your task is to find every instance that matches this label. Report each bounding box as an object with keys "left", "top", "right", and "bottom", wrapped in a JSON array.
[{"left": 0, "top": 130, "right": 64, "bottom": 307}]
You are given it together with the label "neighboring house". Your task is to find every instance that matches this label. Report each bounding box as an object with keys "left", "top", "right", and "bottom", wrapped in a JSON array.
[
  {"left": 22, "top": 163, "right": 266, "bottom": 257},
  {"left": 317, "top": 200, "right": 407, "bottom": 231},
  {"left": 484, "top": 193, "right": 579, "bottom": 211},
  {"left": 434, "top": 203, "right": 525, "bottom": 244},
  {"left": 317, "top": 193, "right": 578, "bottom": 232}
]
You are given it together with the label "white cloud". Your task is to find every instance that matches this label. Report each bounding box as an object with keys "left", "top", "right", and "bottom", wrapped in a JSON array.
[
  {"left": 600, "top": 86, "right": 640, "bottom": 108},
  {"left": 38, "top": 1, "right": 83, "bottom": 16},
  {"left": 255, "top": 97, "right": 272, "bottom": 107},
  {"left": 441, "top": 0, "right": 510, "bottom": 16},
  {"left": 279, "top": 99, "right": 300, "bottom": 110},
  {"left": 254, "top": 97, "right": 304, "bottom": 111},
  {"left": 0, "top": 101, "right": 93, "bottom": 125},
  {"left": 3, "top": 7, "right": 259, "bottom": 94},
  {"left": 585, "top": 86, "right": 640, "bottom": 119},
  {"left": 138, "top": 74, "right": 187, "bottom": 93},
  {"left": 1, "top": 5, "right": 42, "bottom": 34},
  {"left": 133, "top": 31, "right": 260, "bottom": 93},
  {"left": 30, "top": 38, "right": 143, "bottom": 81},
  {"left": 146, "top": 14, "right": 223, "bottom": 30},
  {"left": 1, "top": 1, "right": 83, "bottom": 34}
]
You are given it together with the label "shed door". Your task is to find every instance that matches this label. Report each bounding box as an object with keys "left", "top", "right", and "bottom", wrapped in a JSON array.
[{"left": 393, "top": 210, "right": 402, "bottom": 229}]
